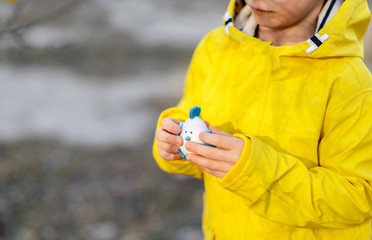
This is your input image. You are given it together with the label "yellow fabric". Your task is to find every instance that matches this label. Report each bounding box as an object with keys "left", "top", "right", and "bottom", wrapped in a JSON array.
[{"left": 152, "top": 0, "right": 372, "bottom": 239}]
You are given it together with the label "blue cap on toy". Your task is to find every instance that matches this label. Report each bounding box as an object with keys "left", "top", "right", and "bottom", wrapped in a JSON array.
[{"left": 189, "top": 106, "right": 201, "bottom": 119}]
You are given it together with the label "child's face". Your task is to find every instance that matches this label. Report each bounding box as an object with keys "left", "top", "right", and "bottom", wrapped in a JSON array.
[{"left": 247, "top": 0, "right": 324, "bottom": 30}]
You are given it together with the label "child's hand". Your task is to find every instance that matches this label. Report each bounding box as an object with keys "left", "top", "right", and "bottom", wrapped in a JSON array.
[
  {"left": 185, "top": 126, "right": 244, "bottom": 178},
  {"left": 156, "top": 117, "right": 183, "bottom": 160}
]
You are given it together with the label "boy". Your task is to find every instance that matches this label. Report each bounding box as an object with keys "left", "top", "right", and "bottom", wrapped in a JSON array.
[{"left": 154, "top": 0, "right": 372, "bottom": 239}]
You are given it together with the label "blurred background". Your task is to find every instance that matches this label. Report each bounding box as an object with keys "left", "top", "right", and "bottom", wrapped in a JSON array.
[{"left": 0, "top": 0, "right": 371, "bottom": 240}]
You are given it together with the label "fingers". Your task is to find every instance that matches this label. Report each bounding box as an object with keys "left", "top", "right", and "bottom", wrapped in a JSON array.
[
  {"left": 157, "top": 148, "right": 182, "bottom": 161},
  {"left": 177, "top": 125, "right": 245, "bottom": 178},
  {"left": 199, "top": 130, "right": 242, "bottom": 150},
  {"left": 156, "top": 128, "right": 183, "bottom": 161},
  {"left": 156, "top": 127, "right": 183, "bottom": 146},
  {"left": 156, "top": 141, "right": 180, "bottom": 154},
  {"left": 186, "top": 153, "right": 231, "bottom": 178},
  {"left": 156, "top": 117, "right": 183, "bottom": 161},
  {"left": 161, "top": 117, "right": 182, "bottom": 135},
  {"left": 185, "top": 141, "right": 237, "bottom": 163}
]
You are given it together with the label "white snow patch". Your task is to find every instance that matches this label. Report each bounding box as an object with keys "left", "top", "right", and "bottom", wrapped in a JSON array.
[{"left": 0, "top": 65, "right": 183, "bottom": 147}]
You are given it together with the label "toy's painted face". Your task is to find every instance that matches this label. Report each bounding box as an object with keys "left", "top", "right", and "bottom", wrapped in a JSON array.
[
  {"left": 182, "top": 127, "right": 196, "bottom": 142},
  {"left": 181, "top": 117, "right": 206, "bottom": 143},
  {"left": 179, "top": 116, "right": 208, "bottom": 156}
]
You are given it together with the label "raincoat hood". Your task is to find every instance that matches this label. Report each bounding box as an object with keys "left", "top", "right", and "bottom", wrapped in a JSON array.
[{"left": 224, "top": 0, "right": 371, "bottom": 58}]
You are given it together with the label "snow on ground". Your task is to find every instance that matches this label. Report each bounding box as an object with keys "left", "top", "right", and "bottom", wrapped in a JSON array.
[{"left": 0, "top": 64, "right": 183, "bottom": 147}]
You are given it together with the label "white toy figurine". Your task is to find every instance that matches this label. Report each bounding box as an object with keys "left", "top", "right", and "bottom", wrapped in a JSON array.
[{"left": 178, "top": 106, "right": 213, "bottom": 159}]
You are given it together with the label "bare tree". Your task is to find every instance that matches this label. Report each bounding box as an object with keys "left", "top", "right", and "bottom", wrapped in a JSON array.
[{"left": 0, "top": 0, "right": 82, "bottom": 51}]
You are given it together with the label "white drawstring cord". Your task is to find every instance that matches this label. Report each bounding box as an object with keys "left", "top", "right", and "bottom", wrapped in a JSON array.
[
  {"left": 306, "top": 33, "right": 329, "bottom": 53},
  {"left": 224, "top": 12, "right": 233, "bottom": 35}
]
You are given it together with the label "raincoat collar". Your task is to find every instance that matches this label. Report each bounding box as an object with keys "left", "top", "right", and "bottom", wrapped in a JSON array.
[{"left": 222, "top": 0, "right": 371, "bottom": 59}]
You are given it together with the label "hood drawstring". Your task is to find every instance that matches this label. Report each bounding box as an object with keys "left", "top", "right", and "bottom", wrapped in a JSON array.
[
  {"left": 306, "top": 33, "right": 329, "bottom": 54},
  {"left": 224, "top": 12, "right": 233, "bottom": 35},
  {"left": 306, "top": 0, "right": 343, "bottom": 53}
]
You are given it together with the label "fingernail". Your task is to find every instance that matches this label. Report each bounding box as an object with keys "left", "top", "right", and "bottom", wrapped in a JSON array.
[{"left": 174, "top": 127, "right": 181, "bottom": 135}]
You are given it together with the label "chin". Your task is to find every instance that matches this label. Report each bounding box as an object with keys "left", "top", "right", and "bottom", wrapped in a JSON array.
[{"left": 252, "top": 14, "right": 284, "bottom": 29}]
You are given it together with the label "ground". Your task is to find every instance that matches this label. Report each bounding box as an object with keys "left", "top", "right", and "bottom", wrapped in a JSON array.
[{"left": 0, "top": 139, "right": 204, "bottom": 240}]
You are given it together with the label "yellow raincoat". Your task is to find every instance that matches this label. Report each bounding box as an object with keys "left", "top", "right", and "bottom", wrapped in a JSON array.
[{"left": 153, "top": 0, "right": 372, "bottom": 239}]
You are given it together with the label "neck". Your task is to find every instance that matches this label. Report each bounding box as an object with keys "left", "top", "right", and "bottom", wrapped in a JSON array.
[
  {"left": 256, "top": 3, "right": 323, "bottom": 46},
  {"left": 257, "top": 21, "right": 317, "bottom": 46}
]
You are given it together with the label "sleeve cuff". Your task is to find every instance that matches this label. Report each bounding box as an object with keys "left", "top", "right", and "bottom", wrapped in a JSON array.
[{"left": 219, "top": 133, "right": 253, "bottom": 186}]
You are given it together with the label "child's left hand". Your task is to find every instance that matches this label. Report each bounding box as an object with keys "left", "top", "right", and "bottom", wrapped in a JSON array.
[{"left": 185, "top": 125, "right": 245, "bottom": 178}]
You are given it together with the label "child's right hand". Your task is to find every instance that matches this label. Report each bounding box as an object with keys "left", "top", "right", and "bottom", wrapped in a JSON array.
[{"left": 156, "top": 117, "right": 183, "bottom": 160}]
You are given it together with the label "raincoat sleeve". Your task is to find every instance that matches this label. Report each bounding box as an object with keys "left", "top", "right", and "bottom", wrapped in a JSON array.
[
  {"left": 152, "top": 32, "right": 214, "bottom": 179},
  {"left": 220, "top": 90, "right": 372, "bottom": 228}
]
